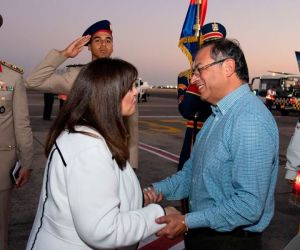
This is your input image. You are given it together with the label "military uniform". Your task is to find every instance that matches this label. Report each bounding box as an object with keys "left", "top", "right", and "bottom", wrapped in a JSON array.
[
  {"left": 0, "top": 60, "right": 33, "bottom": 249},
  {"left": 25, "top": 50, "right": 139, "bottom": 168},
  {"left": 177, "top": 69, "right": 211, "bottom": 170}
]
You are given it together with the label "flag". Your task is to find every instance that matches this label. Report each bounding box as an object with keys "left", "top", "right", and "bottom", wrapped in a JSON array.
[
  {"left": 295, "top": 51, "right": 300, "bottom": 72},
  {"left": 178, "top": 0, "right": 208, "bottom": 65}
]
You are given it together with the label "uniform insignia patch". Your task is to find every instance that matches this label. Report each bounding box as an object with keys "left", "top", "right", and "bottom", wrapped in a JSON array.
[
  {"left": 178, "top": 83, "right": 187, "bottom": 91},
  {"left": 0, "top": 80, "right": 14, "bottom": 91},
  {"left": 0, "top": 60, "right": 24, "bottom": 74},
  {"left": 212, "top": 23, "right": 219, "bottom": 32}
]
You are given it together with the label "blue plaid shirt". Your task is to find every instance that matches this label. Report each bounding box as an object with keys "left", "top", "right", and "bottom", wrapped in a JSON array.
[{"left": 154, "top": 84, "right": 279, "bottom": 232}]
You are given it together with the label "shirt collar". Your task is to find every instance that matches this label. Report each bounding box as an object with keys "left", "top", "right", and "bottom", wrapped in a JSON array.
[
  {"left": 213, "top": 83, "right": 250, "bottom": 116},
  {"left": 211, "top": 105, "right": 220, "bottom": 116}
]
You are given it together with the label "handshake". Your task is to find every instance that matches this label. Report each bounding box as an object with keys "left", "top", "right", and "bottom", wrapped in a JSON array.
[{"left": 143, "top": 186, "right": 188, "bottom": 239}]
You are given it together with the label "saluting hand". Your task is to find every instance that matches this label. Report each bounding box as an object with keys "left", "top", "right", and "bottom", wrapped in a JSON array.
[
  {"left": 16, "top": 167, "right": 31, "bottom": 188},
  {"left": 61, "top": 35, "right": 91, "bottom": 58}
]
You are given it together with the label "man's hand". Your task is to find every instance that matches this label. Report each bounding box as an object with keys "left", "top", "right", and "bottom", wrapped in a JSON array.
[
  {"left": 16, "top": 167, "right": 31, "bottom": 188},
  {"left": 61, "top": 35, "right": 91, "bottom": 58},
  {"left": 155, "top": 214, "right": 187, "bottom": 239},
  {"left": 143, "top": 186, "right": 163, "bottom": 205}
]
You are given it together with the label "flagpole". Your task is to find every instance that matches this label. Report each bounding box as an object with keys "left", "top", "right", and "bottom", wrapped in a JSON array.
[{"left": 193, "top": 0, "right": 201, "bottom": 37}]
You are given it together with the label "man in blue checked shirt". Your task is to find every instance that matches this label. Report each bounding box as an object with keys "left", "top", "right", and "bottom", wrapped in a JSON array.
[{"left": 144, "top": 38, "right": 279, "bottom": 250}]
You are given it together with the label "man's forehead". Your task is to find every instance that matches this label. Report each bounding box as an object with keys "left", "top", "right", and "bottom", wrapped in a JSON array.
[
  {"left": 92, "top": 31, "right": 113, "bottom": 40},
  {"left": 194, "top": 47, "right": 211, "bottom": 65}
]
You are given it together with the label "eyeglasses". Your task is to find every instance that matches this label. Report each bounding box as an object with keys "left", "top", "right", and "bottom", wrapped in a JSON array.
[{"left": 192, "top": 58, "right": 229, "bottom": 77}]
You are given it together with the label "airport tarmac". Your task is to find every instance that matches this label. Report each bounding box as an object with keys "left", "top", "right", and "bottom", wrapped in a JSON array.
[{"left": 8, "top": 89, "right": 300, "bottom": 250}]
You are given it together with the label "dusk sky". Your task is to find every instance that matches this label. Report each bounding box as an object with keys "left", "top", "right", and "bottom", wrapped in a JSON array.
[{"left": 1, "top": 0, "right": 300, "bottom": 86}]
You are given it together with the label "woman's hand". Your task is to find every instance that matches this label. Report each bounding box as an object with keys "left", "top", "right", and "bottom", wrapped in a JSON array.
[{"left": 143, "top": 186, "right": 163, "bottom": 205}]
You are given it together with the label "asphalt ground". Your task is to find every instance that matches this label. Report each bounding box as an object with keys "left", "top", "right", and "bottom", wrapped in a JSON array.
[{"left": 8, "top": 89, "right": 300, "bottom": 250}]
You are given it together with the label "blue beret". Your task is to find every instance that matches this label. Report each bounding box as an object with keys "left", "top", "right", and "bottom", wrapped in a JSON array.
[
  {"left": 82, "top": 20, "right": 112, "bottom": 37},
  {"left": 201, "top": 22, "right": 226, "bottom": 43}
]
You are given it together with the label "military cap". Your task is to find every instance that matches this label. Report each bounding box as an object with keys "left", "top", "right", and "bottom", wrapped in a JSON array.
[
  {"left": 201, "top": 22, "right": 226, "bottom": 44},
  {"left": 0, "top": 15, "right": 3, "bottom": 28},
  {"left": 82, "top": 20, "right": 112, "bottom": 37}
]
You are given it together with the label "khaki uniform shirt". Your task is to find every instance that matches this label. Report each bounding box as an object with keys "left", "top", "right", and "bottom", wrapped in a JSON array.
[
  {"left": 25, "top": 50, "right": 138, "bottom": 168},
  {"left": 0, "top": 61, "right": 33, "bottom": 190}
]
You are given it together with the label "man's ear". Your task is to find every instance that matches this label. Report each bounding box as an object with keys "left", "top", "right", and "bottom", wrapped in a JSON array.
[{"left": 223, "top": 58, "right": 235, "bottom": 77}]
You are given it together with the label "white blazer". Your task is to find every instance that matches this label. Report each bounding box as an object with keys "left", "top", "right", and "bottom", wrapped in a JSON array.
[{"left": 26, "top": 126, "right": 164, "bottom": 250}]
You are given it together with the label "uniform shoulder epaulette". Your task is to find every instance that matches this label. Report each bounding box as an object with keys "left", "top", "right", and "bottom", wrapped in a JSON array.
[
  {"left": 0, "top": 60, "right": 24, "bottom": 74},
  {"left": 65, "top": 64, "right": 85, "bottom": 68},
  {"left": 178, "top": 69, "right": 192, "bottom": 78}
]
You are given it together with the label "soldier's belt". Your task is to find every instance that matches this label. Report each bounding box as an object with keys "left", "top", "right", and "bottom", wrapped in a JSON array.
[{"left": 186, "top": 121, "right": 203, "bottom": 129}]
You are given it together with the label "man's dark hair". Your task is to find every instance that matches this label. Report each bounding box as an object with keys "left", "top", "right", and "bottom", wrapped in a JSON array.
[
  {"left": 201, "top": 38, "right": 249, "bottom": 82},
  {"left": 45, "top": 58, "right": 138, "bottom": 169}
]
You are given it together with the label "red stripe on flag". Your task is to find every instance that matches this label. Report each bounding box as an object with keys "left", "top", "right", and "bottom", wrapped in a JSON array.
[
  {"left": 200, "top": 0, "right": 208, "bottom": 27},
  {"left": 139, "top": 236, "right": 183, "bottom": 250}
]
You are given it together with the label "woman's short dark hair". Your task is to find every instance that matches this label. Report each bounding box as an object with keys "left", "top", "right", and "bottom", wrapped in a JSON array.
[
  {"left": 45, "top": 58, "right": 138, "bottom": 169},
  {"left": 201, "top": 38, "right": 249, "bottom": 82}
]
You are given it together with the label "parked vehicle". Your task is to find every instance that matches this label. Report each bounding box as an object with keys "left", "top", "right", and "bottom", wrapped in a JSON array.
[
  {"left": 135, "top": 78, "right": 150, "bottom": 102},
  {"left": 274, "top": 86, "right": 300, "bottom": 115},
  {"left": 251, "top": 74, "right": 300, "bottom": 115}
]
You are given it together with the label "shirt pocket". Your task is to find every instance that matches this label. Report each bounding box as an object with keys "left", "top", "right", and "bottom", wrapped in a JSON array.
[
  {"left": 203, "top": 140, "right": 231, "bottom": 174},
  {"left": 0, "top": 91, "right": 13, "bottom": 119}
]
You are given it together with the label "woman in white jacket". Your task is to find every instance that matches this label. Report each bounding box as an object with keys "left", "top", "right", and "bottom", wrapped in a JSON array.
[{"left": 26, "top": 58, "right": 177, "bottom": 250}]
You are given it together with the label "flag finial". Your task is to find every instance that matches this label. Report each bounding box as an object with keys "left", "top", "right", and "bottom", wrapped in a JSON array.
[{"left": 193, "top": 0, "right": 201, "bottom": 37}]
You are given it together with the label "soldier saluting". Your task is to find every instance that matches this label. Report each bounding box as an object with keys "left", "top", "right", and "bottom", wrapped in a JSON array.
[
  {"left": 24, "top": 20, "right": 138, "bottom": 169},
  {"left": 0, "top": 14, "right": 33, "bottom": 250}
]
